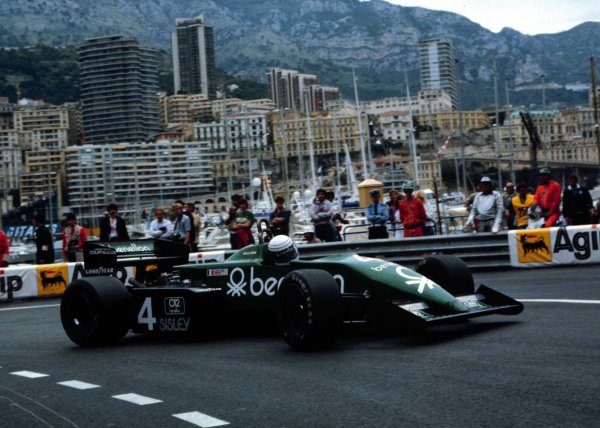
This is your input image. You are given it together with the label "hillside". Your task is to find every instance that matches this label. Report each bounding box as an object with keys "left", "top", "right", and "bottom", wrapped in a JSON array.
[{"left": 1, "top": 0, "right": 599, "bottom": 107}]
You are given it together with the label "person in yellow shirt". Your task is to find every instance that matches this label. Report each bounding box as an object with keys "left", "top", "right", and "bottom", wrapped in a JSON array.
[{"left": 511, "top": 184, "right": 535, "bottom": 229}]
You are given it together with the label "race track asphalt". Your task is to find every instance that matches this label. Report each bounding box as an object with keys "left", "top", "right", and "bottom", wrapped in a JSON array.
[{"left": 1, "top": 264, "right": 599, "bottom": 427}]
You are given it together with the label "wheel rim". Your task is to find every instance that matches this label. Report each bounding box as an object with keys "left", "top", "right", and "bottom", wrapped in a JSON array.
[
  {"left": 280, "top": 284, "right": 309, "bottom": 337},
  {"left": 64, "top": 292, "right": 94, "bottom": 335}
]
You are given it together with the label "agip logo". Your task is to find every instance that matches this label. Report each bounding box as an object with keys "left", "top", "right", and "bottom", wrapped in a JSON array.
[
  {"left": 36, "top": 264, "right": 69, "bottom": 296},
  {"left": 517, "top": 230, "right": 552, "bottom": 263}
]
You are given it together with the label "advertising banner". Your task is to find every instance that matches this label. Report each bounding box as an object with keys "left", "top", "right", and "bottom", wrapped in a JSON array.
[
  {"left": 509, "top": 224, "right": 600, "bottom": 267},
  {"left": 0, "top": 262, "right": 135, "bottom": 301}
]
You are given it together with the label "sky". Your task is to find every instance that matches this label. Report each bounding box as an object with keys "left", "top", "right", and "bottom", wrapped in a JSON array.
[{"left": 384, "top": 0, "right": 600, "bottom": 35}]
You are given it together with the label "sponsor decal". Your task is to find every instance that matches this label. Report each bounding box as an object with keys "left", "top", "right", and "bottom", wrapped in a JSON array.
[
  {"left": 89, "top": 247, "right": 116, "bottom": 256},
  {"left": 0, "top": 274, "right": 23, "bottom": 295},
  {"left": 517, "top": 230, "right": 551, "bottom": 263},
  {"left": 396, "top": 267, "right": 435, "bottom": 294},
  {"left": 411, "top": 310, "right": 433, "bottom": 319},
  {"left": 112, "top": 242, "right": 154, "bottom": 254},
  {"left": 226, "top": 267, "right": 345, "bottom": 297},
  {"left": 553, "top": 226, "right": 599, "bottom": 260},
  {"left": 226, "top": 267, "right": 280, "bottom": 297},
  {"left": 36, "top": 264, "right": 69, "bottom": 296},
  {"left": 463, "top": 300, "right": 488, "bottom": 309},
  {"left": 370, "top": 262, "right": 393, "bottom": 272},
  {"left": 207, "top": 268, "right": 229, "bottom": 277},
  {"left": 159, "top": 317, "right": 190, "bottom": 332},
  {"left": 164, "top": 297, "right": 185, "bottom": 315}
]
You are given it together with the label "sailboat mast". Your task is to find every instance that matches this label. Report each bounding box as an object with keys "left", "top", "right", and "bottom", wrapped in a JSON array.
[{"left": 353, "top": 69, "right": 369, "bottom": 180}]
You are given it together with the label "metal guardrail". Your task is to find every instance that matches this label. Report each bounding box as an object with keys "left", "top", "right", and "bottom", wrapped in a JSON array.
[
  {"left": 223, "top": 232, "right": 511, "bottom": 271},
  {"left": 297, "top": 232, "right": 511, "bottom": 271}
]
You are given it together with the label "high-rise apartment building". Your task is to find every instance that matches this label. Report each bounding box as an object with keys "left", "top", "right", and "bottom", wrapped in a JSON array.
[
  {"left": 267, "top": 68, "right": 318, "bottom": 113},
  {"left": 172, "top": 16, "right": 217, "bottom": 99},
  {"left": 418, "top": 38, "right": 458, "bottom": 110},
  {"left": 77, "top": 35, "right": 160, "bottom": 145}
]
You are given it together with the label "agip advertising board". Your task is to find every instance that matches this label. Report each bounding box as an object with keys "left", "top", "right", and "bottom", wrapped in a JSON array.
[{"left": 509, "top": 224, "right": 600, "bottom": 267}]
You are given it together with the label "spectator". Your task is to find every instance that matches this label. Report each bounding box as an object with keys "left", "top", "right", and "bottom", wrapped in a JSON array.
[
  {"left": 99, "top": 203, "right": 129, "bottom": 242},
  {"left": 170, "top": 203, "right": 192, "bottom": 250},
  {"left": 33, "top": 214, "right": 55, "bottom": 264},
  {"left": 387, "top": 189, "right": 403, "bottom": 238},
  {"left": 562, "top": 174, "right": 593, "bottom": 226},
  {"left": 229, "top": 198, "right": 256, "bottom": 249},
  {"left": 270, "top": 196, "right": 291, "bottom": 236},
  {"left": 502, "top": 182, "right": 517, "bottom": 230},
  {"left": 302, "top": 225, "right": 322, "bottom": 244},
  {"left": 309, "top": 188, "right": 339, "bottom": 242},
  {"left": 464, "top": 176, "right": 503, "bottom": 233},
  {"left": 0, "top": 229, "right": 9, "bottom": 267},
  {"left": 365, "top": 189, "right": 389, "bottom": 239},
  {"left": 62, "top": 213, "right": 88, "bottom": 262},
  {"left": 533, "top": 167, "right": 562, "bottom": 227},
  {"left": 176, "top": 199, "right": 197, "bottom": 251},
  {"left": 399, "top": 183, "right": 427, "bottom": 237},
  {"left": 185, "top": 202, "right": 202, "bottom": 251},
  {"left": 511, "top": 184, "right": 535, "bottom": 230},
  {"left": 325, "top": 190, "right": 346, "bottom": 240},
  {"left": 148, "top": 208, "right": 173, "bottom": 238},
  {"left": 225, "top": 194, "right": 242, "bottom": 249}
]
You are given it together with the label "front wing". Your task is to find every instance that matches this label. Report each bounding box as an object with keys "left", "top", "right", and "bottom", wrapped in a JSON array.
[{"left": 392, "top": 285, "right": 523, "bottom": 328}]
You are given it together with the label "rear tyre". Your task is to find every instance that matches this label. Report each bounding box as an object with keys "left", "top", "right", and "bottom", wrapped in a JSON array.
[
  {"left": 278, "top": 269, "right": 342, "bottom": 351},
  {"left": 61, "top": 276, "right": 131, "bottom": 346},
  {"left": 414, "top": 255, "right": 474, "bottom": 295}
]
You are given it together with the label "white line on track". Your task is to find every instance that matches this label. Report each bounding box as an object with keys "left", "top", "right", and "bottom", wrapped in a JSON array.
[
  {"left": 58, "top": 380, "right": 101, "bottom": 390},
  {"left": 112, "top": 393, "right": 163, "bottom": 405},
  {"left": 519, "top": 299, "right": 600, "bottom": 304},
  {"left": 0, "top": 303, "right": 60, "bottom": 311},
  {"left": 173, "top": 412, "right": 230, "bottom": 427},
  {"left": 11, "top": 371, "right": 49, "bottom": 378}
]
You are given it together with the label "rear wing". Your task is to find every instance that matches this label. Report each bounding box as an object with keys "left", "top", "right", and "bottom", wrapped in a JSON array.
[{"left": 83, "top": 239, "right": 189, "bottom": 281}]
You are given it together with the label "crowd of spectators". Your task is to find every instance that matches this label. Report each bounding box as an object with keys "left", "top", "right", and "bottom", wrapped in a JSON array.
[{"left": 465, "top": 167, "right": 596, "bottom": 232}]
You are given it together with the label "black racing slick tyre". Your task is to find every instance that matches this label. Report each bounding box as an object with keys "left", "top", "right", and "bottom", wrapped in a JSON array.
[
  {"left": 278, "top": 269, "right": 342, "bottom": 351},
  {"left": 414, "top": 255, "right": 475, "bottom": 296},
  {"left": 60, "top": 276, "right": 131, "bottom": 346}
]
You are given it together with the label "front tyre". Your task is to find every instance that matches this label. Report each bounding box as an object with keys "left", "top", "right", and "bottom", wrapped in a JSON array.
[
  {"left": 414, "top": 255, "right": 474, "bottom": 296},
  {"left": 278, "top": 269, "right": 342, "bottom": 351},
  {"left": 61, "top": 276, "right": 131, "bottom": 346}
]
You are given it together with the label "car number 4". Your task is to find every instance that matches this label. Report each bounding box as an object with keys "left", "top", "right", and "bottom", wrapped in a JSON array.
[{"left": 137, "top": 297, "right": 157, "bottom": 331}]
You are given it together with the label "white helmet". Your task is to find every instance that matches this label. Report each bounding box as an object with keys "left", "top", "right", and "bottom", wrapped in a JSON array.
[{"left": 268, "top": 235, "right": 299, "bottom": 264}]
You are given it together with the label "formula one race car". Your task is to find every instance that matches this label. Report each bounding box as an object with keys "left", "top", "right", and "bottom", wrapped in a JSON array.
[{"left": 61, "top": 233, "right": 523, "bottom": 350}]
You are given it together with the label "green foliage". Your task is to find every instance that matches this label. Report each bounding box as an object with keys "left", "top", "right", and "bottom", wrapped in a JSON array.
[
  {"left": 0, "top": 46, "right": 80, "bottom": 104},
  {"left": 0, "top": 46, "right": 267, "bottom": 103}
]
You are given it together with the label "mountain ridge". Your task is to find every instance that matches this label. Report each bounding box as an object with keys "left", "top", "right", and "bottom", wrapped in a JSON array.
[{"left": 1, "top": 0, "right": 599, "bottom": 107}]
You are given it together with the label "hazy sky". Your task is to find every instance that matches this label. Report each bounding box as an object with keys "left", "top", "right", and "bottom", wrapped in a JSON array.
[{"left": 385, "top": 0, "right": 600, "bottom": 35}]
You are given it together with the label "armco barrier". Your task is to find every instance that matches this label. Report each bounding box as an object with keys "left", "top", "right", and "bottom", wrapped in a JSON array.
[
  {"left": 299, "top": 232, "right": 511, "bottom": 270},
  {"left": 224, "top": 232, "right": 512, "bottom": 271}
]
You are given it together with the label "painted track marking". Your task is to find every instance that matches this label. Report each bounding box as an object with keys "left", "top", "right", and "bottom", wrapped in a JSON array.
[
  {"left": 112, "top": 393, "right": 163, "bottom": 405},
  {"left": 58, "top": 380, "right": 100, "bottom": 390},
  {"left": 519, "top": 299, "right": 600, "bottom": 304},
  {"left": 11, "top": 371, "right": 49, "bottom": 378},
  {"left": 173, "top": 411, "right": 230, "bottom": 427},
  {"left": 0, "top": 304, "right": 60, "bottom": 312}
]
